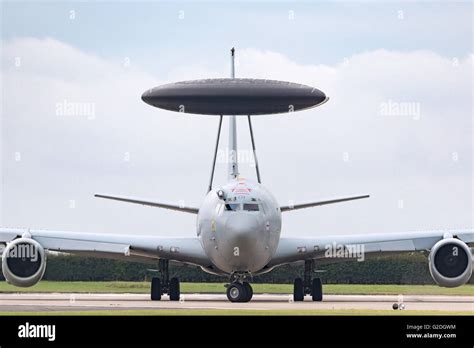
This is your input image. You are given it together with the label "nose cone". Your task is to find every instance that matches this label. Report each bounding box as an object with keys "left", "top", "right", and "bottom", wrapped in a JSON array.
[
  {"left": 223, "top": 214, "right": 261, "bottom": 272},
  {"left": 225, "top": 214, "right": 259, "bottom": 246},
  {"left": 209, "top": 212, "right": 272, "bottom": 274}
]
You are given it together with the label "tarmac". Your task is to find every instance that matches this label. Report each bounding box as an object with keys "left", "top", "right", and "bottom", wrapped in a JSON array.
[{"left": 0, "top": 293, "right": 472, "bottom": 312}]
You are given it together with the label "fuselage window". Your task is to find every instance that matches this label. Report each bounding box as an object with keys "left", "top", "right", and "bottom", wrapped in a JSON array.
[{"left": 243, "top": 203, "right": 260, "bottom": 211}]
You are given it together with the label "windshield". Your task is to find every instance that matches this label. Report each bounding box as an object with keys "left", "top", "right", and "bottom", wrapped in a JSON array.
[
  {"left": 225, "top": 203, "right": 241, "bottom": 211},
  {"left": 242, "top": 203, "right": 260, "bottom": 211}
]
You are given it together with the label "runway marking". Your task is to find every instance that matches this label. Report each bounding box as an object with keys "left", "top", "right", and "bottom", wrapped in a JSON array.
[{"left": 0, "top": 293, "right": 472, "bottom": 312}]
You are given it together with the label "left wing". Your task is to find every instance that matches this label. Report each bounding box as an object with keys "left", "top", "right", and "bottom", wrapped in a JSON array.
[
  {"left": 267, "top": 229, "right": 474, "bottom": 267},
  {"left": 0, "top": 228, "right": 210, "bottom": 267},
  {"left": 94, "top": 193, "right": 199, "bottom": 214}
]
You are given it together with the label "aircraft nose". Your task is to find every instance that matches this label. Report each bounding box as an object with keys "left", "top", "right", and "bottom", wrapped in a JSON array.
[
  {"left": 223, "top": 213, "right": 263, "bottom": 272},
  {"left": 225, "top": 213, "right": 259, "bottom": 243}
]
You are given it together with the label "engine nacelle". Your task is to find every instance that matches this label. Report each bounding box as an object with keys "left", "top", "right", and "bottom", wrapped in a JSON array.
[
  {"left": 429, "top": 238, "right": 472, "bottom": 288},
  {"left": 1, "top": 238, "right": 46, "bottom": 287}
]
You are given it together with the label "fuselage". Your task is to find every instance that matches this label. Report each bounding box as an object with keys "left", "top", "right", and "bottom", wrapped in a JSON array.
[{"left": 197, "top": 178, "right": 282, "bottom": 275}]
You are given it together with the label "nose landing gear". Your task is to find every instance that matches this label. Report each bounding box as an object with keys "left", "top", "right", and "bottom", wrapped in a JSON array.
[
  {"left": 226, "top": 282, "right": 253, "bottom": 302},
  {"left": 226, "top": 273, "right": 253, "bottom": 302},
  {"left": 150, "top": 259, "right": 181, "bottom": 301},
  {"left": 293, "top": 260, "right": 323, "bottom": 302}
]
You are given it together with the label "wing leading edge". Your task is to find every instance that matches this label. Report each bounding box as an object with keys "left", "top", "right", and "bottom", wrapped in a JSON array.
[
  {"left": 267, "top": 229, "right": 474, "bottom": 268},
  {"left": 0, "top": 228, "right": 210, "bottom": 268},
  {"left": 280, "top": 195, "right": 370, "bottom": 212},
  {"left": 94, "top": 194, "right": 199, "bottom": 214}
]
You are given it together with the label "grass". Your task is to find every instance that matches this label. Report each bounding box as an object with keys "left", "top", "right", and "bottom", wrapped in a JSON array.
[
  {"left": 0, "top": 281, "right": 472, "bottom": 296},
  {"left": 0, "top": 309, "right": 471, "bottom": 316}
]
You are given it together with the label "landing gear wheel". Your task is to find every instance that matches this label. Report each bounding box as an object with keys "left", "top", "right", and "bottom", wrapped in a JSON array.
[
  {"left": 227, "top": 283, "right": 245, "bottom": 303},
  {"left": 293, "top": 278, "right": 304, "bottom": 302},
  {"left": 312, "top": 278, "right": 323, "bottom": 302},
  {"left": 151, "top": 277, "right": 161, "bottom": 301},
  {"left": 169, "top": 277, "right": 180, "bottom": 301},
  {"left": 242, "top": 282, "right": 253, "bottom": 302}
]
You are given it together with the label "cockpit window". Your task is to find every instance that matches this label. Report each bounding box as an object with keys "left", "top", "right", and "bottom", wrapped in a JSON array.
[
  {"left": 225, "top": 203, "right": 240, "bottom": 211},
  {"left": 243, "top": 203, "right": 260, "bottom": 211},
  {"left": 223, "top": 203, "right": 261, "bottom": 212}
]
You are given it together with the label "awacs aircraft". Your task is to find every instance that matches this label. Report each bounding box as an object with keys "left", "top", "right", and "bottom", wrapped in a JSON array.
[{"left": 1, "top": 49, "right": 473, "bottom": 302}]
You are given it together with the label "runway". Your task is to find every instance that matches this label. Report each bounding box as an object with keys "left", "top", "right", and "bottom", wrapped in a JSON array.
[{"left": 0, "top": 293, "right": 473, "bottom": 312}]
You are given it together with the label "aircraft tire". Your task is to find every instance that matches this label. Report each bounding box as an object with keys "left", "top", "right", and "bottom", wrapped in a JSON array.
[
  {"left": 312, "top": 278, "right": 323, "bottom": 301},
  {"left": 151, "top": 277, "right": 161, "bottom": 301},
  {"left": 169, "top": 277, "right": 180, "bottom": 301},
  {"left": 293, "top": 278, "right": 304, "bottom": 301},
  {"left": 227, "top": 283, "right": 245, "bottom": 302},
  {"left": 242, "top": 282, "right": 253, "bottom": 302}
]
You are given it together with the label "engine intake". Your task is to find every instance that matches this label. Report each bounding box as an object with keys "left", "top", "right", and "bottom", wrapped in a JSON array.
[
  {"left": 1, "top": 238, "right": 46, "bottom": 287},
  {"left": 429, "top": 238, "right": 472, "bottom": 288}
]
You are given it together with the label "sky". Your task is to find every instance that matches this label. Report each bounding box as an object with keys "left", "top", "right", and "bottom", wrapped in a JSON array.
[{"left": 0, "top": 1, "right": 472, "bottom": 238}]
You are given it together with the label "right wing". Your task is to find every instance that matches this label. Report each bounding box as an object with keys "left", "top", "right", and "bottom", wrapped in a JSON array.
[{"left": 0, "top": 228, "right": 210, "bottom": 267}]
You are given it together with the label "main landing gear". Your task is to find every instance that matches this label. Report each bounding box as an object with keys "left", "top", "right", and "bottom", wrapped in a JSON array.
[
  {"left": 226, "top": 273, "right": 253, "bottom": 302},
  {"left": 150, "top": 259, "right": 180, "bottom": 301},
  {"left": 293, "top": 260, "right": 323, "bottom": 302}
]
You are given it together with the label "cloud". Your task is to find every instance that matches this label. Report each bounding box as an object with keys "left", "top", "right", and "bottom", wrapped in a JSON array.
[{"left": 1, "top": 37, "right": 472, "bottom": 236}]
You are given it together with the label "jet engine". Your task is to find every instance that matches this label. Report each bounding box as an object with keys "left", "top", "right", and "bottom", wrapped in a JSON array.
[
  {"left": 429, "top": 237, "right": 472, "bottom": 287},
  {"left": 1, "top": 238, "right": 46, "bottom": 287}
]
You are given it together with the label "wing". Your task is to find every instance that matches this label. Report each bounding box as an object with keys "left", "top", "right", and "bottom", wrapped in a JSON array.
[
  {"left": 0, "top": 228, "right": 211, "bottom": 267},
  {"left": 267, "top": 229, "right": 474, "bottom": 268},
  {"left": 94, "top": 193, "right": 199, "bottom": 214},
  {"left": 280, "top": 194, "right": 370, "bottom": 212}
]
